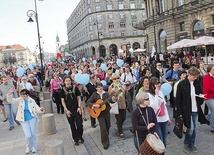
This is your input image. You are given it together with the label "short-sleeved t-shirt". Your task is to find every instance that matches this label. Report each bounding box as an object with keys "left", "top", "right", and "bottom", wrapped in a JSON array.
[{"left": 60, "top": 85, "right": 81, "bottom": 113}]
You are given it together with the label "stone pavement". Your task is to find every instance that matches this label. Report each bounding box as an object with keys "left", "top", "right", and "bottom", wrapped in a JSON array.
[{"left": 0, "top": 97, "right": 214, "bottom": 155}]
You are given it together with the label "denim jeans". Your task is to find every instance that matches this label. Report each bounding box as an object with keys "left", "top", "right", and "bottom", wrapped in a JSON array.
[
  {"left": 4, "top": 104, "right": 18, "bottom": 127},
  {"left": 21, "top": 118, "right": 37, "bottom": 150},
  {"left": 205, "top": 99, "right": 214, "bottom": 131},
  {"left": 157, "top": 121, "right": 168, "bottom": 147},
  {"left": 184, "top": 112, "right": 198, "bottom": 147}
]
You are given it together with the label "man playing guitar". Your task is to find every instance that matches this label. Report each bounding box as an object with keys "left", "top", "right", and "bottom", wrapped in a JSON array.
[{"left": 86, "top": 82, "right": 116, "bottom": 150}]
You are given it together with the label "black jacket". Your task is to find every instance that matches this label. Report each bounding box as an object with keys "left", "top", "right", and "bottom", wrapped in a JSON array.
[{"left": 176, "top": 78, "right": 204, "bottom": 128}]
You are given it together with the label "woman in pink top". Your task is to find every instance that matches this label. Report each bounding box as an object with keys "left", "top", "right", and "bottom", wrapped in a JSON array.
[{"left": 50, "top": 73, "right": 63, "bottom": 114}]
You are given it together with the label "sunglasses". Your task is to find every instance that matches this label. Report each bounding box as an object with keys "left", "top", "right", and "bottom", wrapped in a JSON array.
[
  {"left": 113, "top": 77, "right": 120, "bottom": 80},
  {"left": 20, "top": 93, "right": 27, "bottom": 95},
  {"left": 144, "top": 98, "right": 149, "bottom": 101}
]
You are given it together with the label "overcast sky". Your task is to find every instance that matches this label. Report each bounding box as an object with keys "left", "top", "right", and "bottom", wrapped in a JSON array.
[{"left": 0, "top": 0, "right": 80, "bottom": 53}]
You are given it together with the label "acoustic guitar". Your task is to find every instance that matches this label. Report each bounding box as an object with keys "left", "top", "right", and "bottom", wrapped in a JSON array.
[{"left": 87, "top": 99, "right": 106, "bottom": 118}]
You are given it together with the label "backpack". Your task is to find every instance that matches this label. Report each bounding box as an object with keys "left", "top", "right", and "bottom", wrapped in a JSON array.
[{"left": 62, "top": 85, "right": 76, "bottom": 101}]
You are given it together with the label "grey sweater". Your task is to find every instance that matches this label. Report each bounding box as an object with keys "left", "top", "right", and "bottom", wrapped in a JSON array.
[{"left": 0, "top": 83, "right": 18, "bottom": 105}]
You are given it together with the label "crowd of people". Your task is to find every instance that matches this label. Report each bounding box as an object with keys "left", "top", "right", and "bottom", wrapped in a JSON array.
[{"left": 0, "top": 53, "right": 213, "bottom": 154}]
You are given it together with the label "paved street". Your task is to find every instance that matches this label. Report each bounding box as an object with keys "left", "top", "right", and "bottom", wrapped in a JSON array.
[{"left": 0, "top": 96, "right": 214, "bottom": 155}]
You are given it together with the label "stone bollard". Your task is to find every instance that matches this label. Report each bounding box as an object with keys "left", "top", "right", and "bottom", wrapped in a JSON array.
[
  {"left": 42, "top": 86, "right": 47, "bottom": 92},
  {"left": 43, "top": 99, "right": 53, "bottom": 114},
  {"left": 43, "top": 92, "right": 51, "bottom": 100},
  {"left": 42, "top": 114, "right": 56, "bottom": 135},
  {"left": 45, "top": 139, "right": 64, "bottom": 155}
]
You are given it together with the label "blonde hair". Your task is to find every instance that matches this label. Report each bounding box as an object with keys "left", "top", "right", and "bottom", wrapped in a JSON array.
[
  {"left": 135, "top": 92, "right": 149, "bottom": 105},
  {"left": 111, "top": 73, "right": 119, "bottom": 80}
]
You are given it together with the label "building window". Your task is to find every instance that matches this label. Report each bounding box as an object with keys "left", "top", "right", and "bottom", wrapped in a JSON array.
[
  {"left": 107, "top": 5, "right": 112, "bottom": 10},
  {"left": 131, "top": 13, "right": 136, "bottom": 19},
  {"left": 90, "top": 34, "right": 93, "bottom": 40},
  {"left": 88, "top": 8, "right": 91, "bottom": 13},
  {"left": 212, "top": 15, "right": 214, "bottom": 24},
  {"left": 141, "top": 3, "right": 145, "bottom": 9},
  {"left": 119, "top": 4, "right": 124, "bottom": 9},
  {"left": 132, "top": 21, "right": 136, "bottom": 27},
  {"left": 96, "top": 6, "right": 101, "bottom": 12},
  {"left": 120, "top": 22, "right": 126, "bottom": 28},
  {"left": 130, "top": 4, "right": 135, "bottom": 9},
  {"left": 97, "top": 15, "right": 102, "bottom": 20},
  {"left": 159, "top": 30, "right": 167, "bottom": 53},
  {"left": 109, "top": 32, "right": 114, "bottom": 38},
  {"left": 108, "top": 14, "right": 113, "bottom": 19},
  {"left": 120, "top": 13, "right": 125, "bottom": 19},
  {"left": 160, "top": 0, "right": 165, "bottom": 12},
  {"left": 87, "top": 0, "right": 91, "bottom": 4},
  {"left": 179, "top": 22, "right": 185, "bottom": 31},
  {"left": 133, "top": 30, "right": 137, "bottom": 36},
  {"left": 98, "top": 23, "right": 102, "bottom": 30},
  {"left": 89, "top": 25, "right": 93, "bottom": 31},
  {"left": 89, "top": 17, "right": 92, "bottom": 23},
  {"left": 178, "top": 0, "right": 184, "bottom": 6},
  {"left": 109, "top": 22, "right": 114, "bottom": 29},
  {"left": 142, "top": 12, "right": 146, "bottom": 18},
  {"left": 121, "top": 32, "right": 125, "bottom": 37},
  {"left": 95, "top": 0, "right": 100, "bottom": 2}
]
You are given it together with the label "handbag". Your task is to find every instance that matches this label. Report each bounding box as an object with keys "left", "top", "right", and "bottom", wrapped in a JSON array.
[
  {"left": 173, "top": 116, "right": 183, "bottom": 139},
  {"left": 29, "top": 89, "right": 36, "bottom": 97},
  {"left": 109, "top": 102, "right": 119, "bottom": 114}
]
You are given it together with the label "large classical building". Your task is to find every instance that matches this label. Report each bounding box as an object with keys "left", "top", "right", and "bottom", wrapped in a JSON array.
[
  {"left": 143, "top": 0, "right": 214, "bottom": 54},
  {"left": 67, "top": 0, "right": 147, "bottom": 58},
  {"left": 0, "top": 44, "right": 35, "bottom": 67}
]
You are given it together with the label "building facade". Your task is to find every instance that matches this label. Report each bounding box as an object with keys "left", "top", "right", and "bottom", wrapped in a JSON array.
[
  {"left": 67, "top": 0, "right": 147, "bottom": 58},
  {"left": 142, "top": 0, "right": 214, "bottom": 54},
  {"left": 0, "top": 44, "right": 35, "bottom": 67}
]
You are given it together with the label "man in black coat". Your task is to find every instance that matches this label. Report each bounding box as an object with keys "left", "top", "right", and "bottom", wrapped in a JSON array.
[{"left": 176, "top": 67, "right": 203, "bottom": 154}]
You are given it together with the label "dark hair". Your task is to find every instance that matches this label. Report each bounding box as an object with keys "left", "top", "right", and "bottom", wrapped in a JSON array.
[
  {"left": 63, "top": 75, "right": 72, "bottom": 83},
  {"left": 178, "top": 70, "right": 187, "bottom": 77},
  {"left": 136, "top": 76, "right": 149, "bottom": 93},
  {"left": 95, "top": 82, "right": 103, "bottom": 88},
  {"left": 142, "top": 67, "right": 150, "bottom": 77},
  {"left": 149, "top": 77, "right": 160, "bottom": 96},
  {"left": 20, "top": 89, "right": 30, "bottom": 95},
  {"left": 207, "top": 64, "right": 214, "bottom": 73}
]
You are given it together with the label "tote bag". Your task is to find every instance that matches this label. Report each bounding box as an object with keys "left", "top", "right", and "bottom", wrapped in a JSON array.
[
  {"left": 173, "top": 116, "right": 183, "bottom": 139},
  {"left": 110, "top": 102, "right": 119, "bottom": 114}
]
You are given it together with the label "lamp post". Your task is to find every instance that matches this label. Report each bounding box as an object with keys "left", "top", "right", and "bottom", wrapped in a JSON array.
[
  {"left": 27, "top": 0, "right": 44, "bottom": 79},
  {"left": 152, "top": 7, "right": 157, "bottom": 51},
  {"left": 94, "top": 21, "right": 102, "bottom": 57}
]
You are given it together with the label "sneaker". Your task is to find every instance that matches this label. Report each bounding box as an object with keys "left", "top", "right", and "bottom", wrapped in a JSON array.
[
  {"left": 16, "top": 122, "right": 21, "bottom": 126},
  {"left": 83, "top": 117, "right": 87, "bottom": 121},
  {"left": 32, "top": 148, "right": 36, "bottom": 153},
  {"left": 190, "top": 146, "right": 198, "bottom": 153},
  {"left": 183, "top": 144, "right": 190, "bottom": 154},
  {"left": 25, "top": 148, "right": 30, "bottom": 154},
  {"left": 74, "top": 141, "right": 79, "bottom": 146}
]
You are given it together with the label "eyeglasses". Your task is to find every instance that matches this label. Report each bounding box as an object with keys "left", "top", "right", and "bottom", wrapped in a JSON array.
[
  {"left": 113, "top": 77, "right": 120, "bottom": 80},
  {"left": 20, "top": 93, "right": 27, "bottom": 95},
  {"left": 155, "top": 81, "right": 161, "bottom": 85},
  {"left": 144, "top": 98, "right": 149, "bottom": 101}
]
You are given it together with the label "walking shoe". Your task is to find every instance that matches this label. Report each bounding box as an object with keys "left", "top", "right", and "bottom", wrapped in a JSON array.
[
  {"left": 16, "top": 122, "right": 21, "bottom": 126},
  {"left": 3, "top": 118, "right": 7, "bottom": 122},
  {"left": 74, "top": 141, "right": 79, "bottom": 146},
  {"left": 32, "top": 147, "right": 36, "bottom": 153},
  {"left": 119, "top": 134, "right": 124, "bottom": 138},
  {"left": 190, "top": 146, "right": 198, "bottom": 153},
  {"left": 91, "top": 125, "right": 96, "bottom": 128},
  {"left": 9, "top": 126, "right": 14, "bottom": 131},
  {"left": 25, "top": 148, "right": 30, "bottom": 154},
  {"left": 183, "top": 144, "right": 190, "bottom": 154},
  {"left": 83, "top": 117, "right": 87, "bottom": 121},
  {"left": 211, "top": 130, "right": 214, "bottom": 133},
  {"left": 79, "top": 137, "right": 84, "bottom": 144},
  {"left": 103, "top": 145, "right": 109, "bottom": 150}
]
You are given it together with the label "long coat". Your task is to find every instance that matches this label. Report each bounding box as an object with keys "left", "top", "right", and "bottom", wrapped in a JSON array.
[{"left": 176, "top": 78, "right": 204, "bottom": 128}]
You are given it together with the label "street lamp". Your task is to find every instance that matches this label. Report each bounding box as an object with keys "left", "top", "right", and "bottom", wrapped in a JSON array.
[
  {"left": 93, "top": 21, "right": 102, "bottom": 57},
  {"left": 152, "top": 7, "right": 157, "bottom": 51},
  {"left": 27, "top": 0, "right": 44, "bottom": 80}
]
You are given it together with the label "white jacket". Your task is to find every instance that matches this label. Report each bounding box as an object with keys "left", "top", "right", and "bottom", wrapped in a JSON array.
[{"left": 7, "top": 94, "right": 44, "bottom": 122}]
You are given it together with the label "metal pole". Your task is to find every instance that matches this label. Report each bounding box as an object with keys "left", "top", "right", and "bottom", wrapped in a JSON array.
[
  {"left": 34, "top": 0, "right": 44, "bottom": 79},
  {"left": 153, "top": 8, "right": 157, "bottom": 50},
  {"left": 96, "top": 21, "right": 101, "bottom": 57}
]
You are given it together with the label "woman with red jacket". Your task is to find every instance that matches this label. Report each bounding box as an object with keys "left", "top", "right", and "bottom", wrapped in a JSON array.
[{"left": 203, "top": 64, "right": 214, "bottom": 132}]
